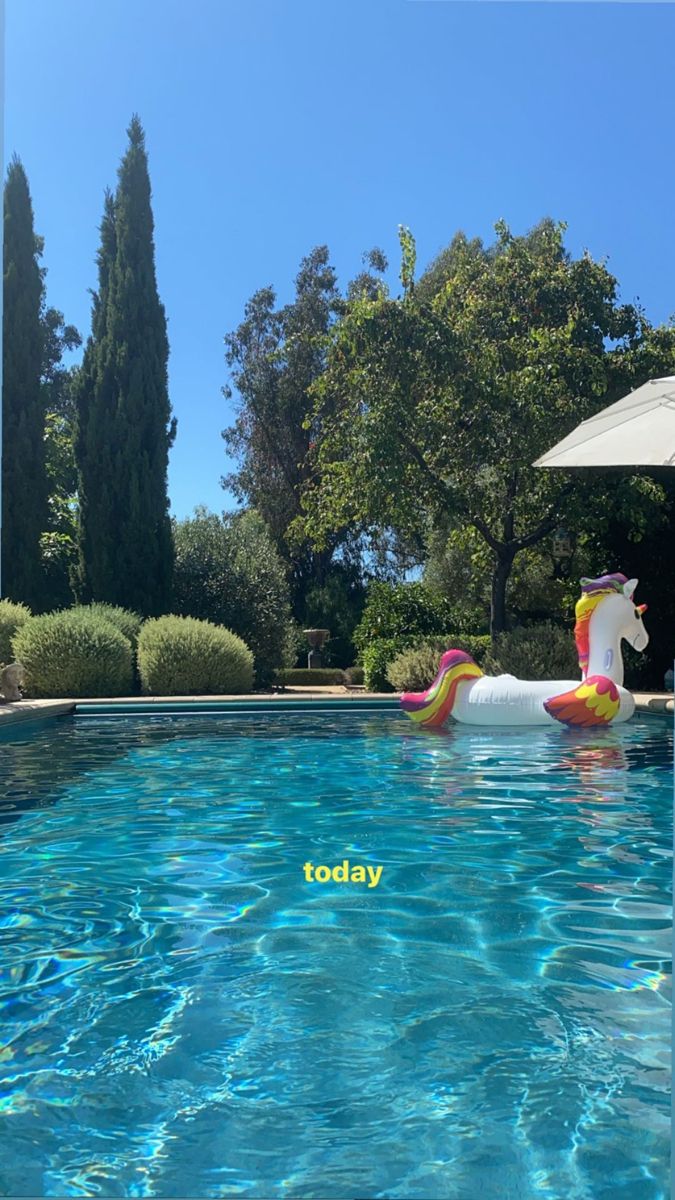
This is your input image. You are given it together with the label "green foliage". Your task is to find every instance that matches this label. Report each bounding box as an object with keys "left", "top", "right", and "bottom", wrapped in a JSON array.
[
  {"left": 222, "top": 247, "right": 341, "bottom": 605},
  {"left": 594, "top": 466, "right": 675, "bottom": 690},
  {"left": 41, "top": 309, "right": 82, "bottom": 608},
  {"left": 76, "top": 603, "right": 143, "bottom": 651},
  {"left": 423, "top": 524, "right": 581, "bottom": 626},
  {"left": 353, "top": 582, "right": 457, "bottom": 655},
  {"left": 223, "top": 245, "right": 388, "bottom": 615},
  {"left": 12, "top": 608, "right": 133, "bottom": 698},
  {"left": 0, "top": 599, "right": 32, "bottom": 664},
  {"left": 415, "top": 231, "right": 490, "bottom": 304},
  {"left": 344, "top": 666, "right": 365, "bottom": 684},
  {"left": 301, "top": 562, "right": 366, "bottom": 667},
  {"left": 297, "top": 218, "right": 664, "bottom": 636},
  {"left": 172, "top": 508, "right": 295, "bottom": 684},
  {"left": 2, "top": 158, "right": 48, "bottom": 608},
  {"left": 75, "top": 117, "right": 175, "bottom": 615},
  {"left": 362, "top": 638, "right": 411, "bottom": 692},
  {"left": 482, "top": 622, "right": 579, "bottom": 681},
  {"left": 386, "top": 636, "right": 492, "bottom": 692},
  {"left": 137, "top": 615, "right": 253, "bottom": 695},
  {"left": 274, "top": 668, "right": 346, "bottom": 686},
  {"left": 398, "top": 225, "right": 417, "bottom": 297},
  {"left": 40, "top": 529, "right": 78, "bottom": 611}
]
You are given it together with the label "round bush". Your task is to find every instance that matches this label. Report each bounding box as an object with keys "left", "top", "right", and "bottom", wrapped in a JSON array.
[
  {"left": 482, "top": 622, "right": 579, "bottom": 682},
  {"left": 0, "top": 599, "right": 31, "bottom": 665},
  {"left": 76, "top": 603, "right": 143, "bottom": 651},
  {"left": 137, "top": 615, "right": 254, "bottom": 695},
  {"left": 12, "top": 609, "right": 134, "bottom": 698},
  {"left": 387, "top": 641, "right": 453, "bottom": 692}
]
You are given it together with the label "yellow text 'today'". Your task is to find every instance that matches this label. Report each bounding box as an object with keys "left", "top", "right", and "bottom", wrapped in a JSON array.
[{"left": 303, "top": 861, "right": 383, "bottom": 888}]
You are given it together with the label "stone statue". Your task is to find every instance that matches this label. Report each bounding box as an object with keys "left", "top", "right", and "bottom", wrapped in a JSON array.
[{"left": 0, "top": 661, "right": 25, "bottom": 702}]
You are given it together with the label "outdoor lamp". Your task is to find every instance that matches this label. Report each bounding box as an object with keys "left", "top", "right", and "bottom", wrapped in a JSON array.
[{"left": 551, "top": 527, "right": 575, "bottom": 579}]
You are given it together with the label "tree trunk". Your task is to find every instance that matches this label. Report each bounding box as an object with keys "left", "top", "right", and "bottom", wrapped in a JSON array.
[{"left": 490, "top": 548, "right": 515, "bottom": 637}]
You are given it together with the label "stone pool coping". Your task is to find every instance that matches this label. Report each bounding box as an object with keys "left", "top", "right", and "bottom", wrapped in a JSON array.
[
  {"left": 0, "top": 690, "right": 393, "bottom": 729},
  {"left": 632, "top": 692, "right": 674, "bottom": 715},
  {"left": 0, "top": 688, "right": 672, "bottom": 731}
]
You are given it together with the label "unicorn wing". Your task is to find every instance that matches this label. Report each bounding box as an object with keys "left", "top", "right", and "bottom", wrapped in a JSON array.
[{"left": 544, "top": 675, "right": 621, "bottom": 727}]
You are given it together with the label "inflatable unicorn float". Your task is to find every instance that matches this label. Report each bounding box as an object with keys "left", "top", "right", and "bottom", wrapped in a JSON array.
[{"left": 401, "top": 573, "right": 648, "bottom": 729}]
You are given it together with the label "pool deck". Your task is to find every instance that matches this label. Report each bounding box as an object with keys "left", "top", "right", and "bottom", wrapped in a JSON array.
[{"left": 0, "top": 686, "right": 672, "bottom": 731}]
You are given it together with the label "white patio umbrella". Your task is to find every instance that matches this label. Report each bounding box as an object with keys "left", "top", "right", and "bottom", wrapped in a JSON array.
[{"left": 534, "top": 376, "right": 675, "bottom": 468}]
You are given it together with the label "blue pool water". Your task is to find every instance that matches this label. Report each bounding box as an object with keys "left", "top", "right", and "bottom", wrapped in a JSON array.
[{"left": 0, "top": 711, "right": 671, "bottom": 1199}]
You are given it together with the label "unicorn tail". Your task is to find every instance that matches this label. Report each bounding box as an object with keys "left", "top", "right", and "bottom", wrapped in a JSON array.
[{"left": 400, "top": 649, "right": 483, "bottom": 728}]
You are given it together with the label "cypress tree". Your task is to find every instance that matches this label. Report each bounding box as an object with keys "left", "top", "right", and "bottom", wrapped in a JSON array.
[
  {"left": 74, "top": 190, "right": 117, "bottom": 600},
  {"left": 2, "top": 158, "right": 47, "bottom": 607},
  {"left": 75, "top": 116, "right": 175, "bottom": 614}
]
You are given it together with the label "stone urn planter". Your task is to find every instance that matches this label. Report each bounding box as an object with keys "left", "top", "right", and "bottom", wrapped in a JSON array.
[{"left": 303, "top": 629, "right": 330, "bottom": 670}]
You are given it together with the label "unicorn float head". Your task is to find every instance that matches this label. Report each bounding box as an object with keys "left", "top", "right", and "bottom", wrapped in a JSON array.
[
  {"left": 400, "top": 572, "right": 649, "bottom": 729},
  {"left": 574, "top": 573, "right": 648, "bottom": 686}
]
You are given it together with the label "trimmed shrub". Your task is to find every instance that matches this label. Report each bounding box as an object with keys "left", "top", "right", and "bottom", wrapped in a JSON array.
[
  {"left": 74, "top": 603, "right": 143, "bottom": 651},
  {"left": 0, "top": 599, "right": 31, "bottom": 665},
  {"left": 354, "top": 582, "right": 457, "bottom": 656},
  {"left": 366, "top": 634, "right": 492, "bottom": 692},
  {"left": 275, "top": 668, "right": 346, "bottom": 687},
  {"left": 344, "top": 666, "right": 365, "bottom": 685},
  {"left": 387, "top": 636, "right": 493, "bottom": 692},
  {"left": 138, "top": 615, "right": 254, "bottom": 695},
  {"left": 172, "top": 509, "right": 294, "bottom": 685},
  {"left": 482, "top": 622, "right": 579, "bottom": 682},
  {"left": 12, "top": 609, "right": 133, "bottom": 697}
]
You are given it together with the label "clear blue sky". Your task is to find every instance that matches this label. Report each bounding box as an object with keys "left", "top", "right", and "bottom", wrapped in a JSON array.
[{"left": 4, "top": 0, "right": 674, "bottom": 519}]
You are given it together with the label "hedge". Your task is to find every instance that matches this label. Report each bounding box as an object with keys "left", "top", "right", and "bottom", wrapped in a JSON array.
[
  {"left": 12, "top": 609, "right": 133, "bottom": 697},
  {"left": 0, "top": 599, "right": 31, "bottom": 665},
  {"left": 274, "top": 668, "right": 346, "bottom": 687},
  {"left": 138, "top": 615, "right": 254, "bottom": 695}
]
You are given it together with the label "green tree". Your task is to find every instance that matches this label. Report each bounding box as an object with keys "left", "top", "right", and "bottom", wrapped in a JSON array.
[
  {"left": 222, "top": 245, "right": 388, "bottom": 614},
  {"left": 2, "top": 157, "right": 47, "bottom": 607},
  {"left": 415, "top": 230, "right": 492, "bottom": 304},
  {"left": 296, "top": 221, "right": 657, "bottom": 634},
  {"left": 222, "top": 246, "right": 341, "bottom": 603},
  {"left": 40, "top": 307, "right": 82, "bottom": 607},
  {"left": 75, "top": 117, "right": 176, "bottom": 615},
  {"left": 172, "top": 506, "right": 295, "bottom": 684}
]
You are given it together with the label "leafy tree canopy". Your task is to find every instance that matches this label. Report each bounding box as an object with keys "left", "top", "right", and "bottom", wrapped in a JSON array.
[
  {"left": 295, "top": 219, "right": 674, "bottom": 633},
  {"left": 222, "top": 244, "right": 388, "bottom": 612}
]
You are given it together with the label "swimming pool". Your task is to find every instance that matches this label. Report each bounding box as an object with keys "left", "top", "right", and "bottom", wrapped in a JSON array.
[{"left": 0, "top": 711, "right": 671, "bottom": 1199}]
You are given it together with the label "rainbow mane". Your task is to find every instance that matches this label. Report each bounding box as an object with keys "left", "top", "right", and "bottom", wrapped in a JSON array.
[
  {"left": 574, "top": 573, "right": 629, "bottom": 678},
  {"left": 400, "top": 649, "right": 483, "bottom": 728}
]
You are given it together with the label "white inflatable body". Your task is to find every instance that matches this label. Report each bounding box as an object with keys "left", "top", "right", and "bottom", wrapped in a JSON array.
[{"left": 451, "top": 673, "right": 635, "bottom": 726}]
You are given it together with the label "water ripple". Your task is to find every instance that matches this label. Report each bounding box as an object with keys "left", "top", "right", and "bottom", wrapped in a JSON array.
[{"left": 0, "top": 712, "right": 670, "bottom": 1199}]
